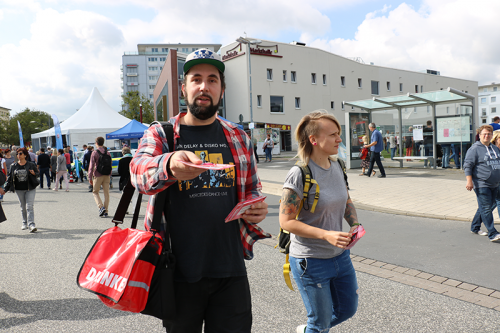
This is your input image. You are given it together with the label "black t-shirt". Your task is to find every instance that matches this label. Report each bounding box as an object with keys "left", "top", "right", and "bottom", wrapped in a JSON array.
[
  {"left": 12, "top": 163, "right": 29, "bottom": 191},
  {"left": 37, "top": 153, "right": 51, "bottom": 168},
  {"left": 167, "top": 120, "right": 243, "bottom": 282}
]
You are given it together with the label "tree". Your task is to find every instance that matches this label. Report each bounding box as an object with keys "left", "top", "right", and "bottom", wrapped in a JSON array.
[
  {"left": 0, "top": 108, "right": 52, "bottom": 147},
  {"left": 120, "top": 91, "right": 155, "bottom": 124}
]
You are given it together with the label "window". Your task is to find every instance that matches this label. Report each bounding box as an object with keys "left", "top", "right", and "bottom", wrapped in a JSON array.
[
  {"left": 371, "top": 81, "right": 379, "bottom": 95},
  {"left": 311, "top": 73, "right": 316, "bottom": 84},
  {"left": 481, "top": 97, "right": 487, "bottom": 104},
  {"left": 267, "top": 68, "right": 273, "bottom": 81},
  {"left": 482, "top": 119, "right": 487, "bottom": 124},
  {"left": 149, "top": 94, "right": 153, "bottom": 98},
  {"left": 495, "top": 87, "right": 498, "bottom": 92},
  {"left": 341, "top": 76, "right": 345, "bottom": 87},
  {"left": 295, "top": 97, "right": 301, "bottom": 109},
  {"left": 257, "top": 95, "right": 262, "bottom": 107},
  {"left": 341, "top": 102, "right": 345, "bottom": 110},
  {"left": 270, "top": 96, "right": 284, "bottom": 113},
  {"left": 148, "top": 76, "right": 157, "bottom": 81},
  {"left": 427, "top": 106, "right": 430, "bottom": 114},
  {"left": 283, "top": 70, "right": 287, "bottom": 82},
  {"left": 152, "top": 48, "right": 158, "bottom": 52},
  {"left": 387, "top": 81, "right": 391, "bottom": 91},
  {"left": 160, "top": 57, "right": 166, "bottom": 61},
  {"left": 160, "top": 67, "right": 163, "bottom": 71},
  {"left": 162, "top": 48, "right": 168, "bottom": 52},
  {"left": 482, "top": 108, "right": 487, "bottom": 116},
  {"left": 331, "top": 101, "right": 334, "bottom": 109},
  {"left": 148, "top": 57, "right": 158, "bottom": 62},
  {"left": 414, "top": 107, "right": 417, "bottom": 114},
  {"left": 128, "top": 76, "right": 138, "bottom": 82},
  {"left": 493, "top": 107, "right": 497, "bottom": 113},
  {"left": 446, "top": 107, "right": 450, "bottom": 114},
  {"left": 149, "top": 85, "right": 155, "bottom": 89},
  {"left": 492, "top": 96, "right": 497, "bottom": 103},
  {"left": 399, "top": 83, "right": 403, "bottom": 92},
  {"left": 291, "top": 71, "right": 296, "bottom": 83},
  {"left": 415, "top": 85, "right": 419, "bottom": 93},
  {"left": 358, "top": 78, "right": 362, "bottom": 88},
  {"left": 322, "top": 74, "right": 326, "bottom": 85},
  {"left": 484, "top": 88, "right": 488, "bottom": 92},
  {"left": 192, "top": 48, "right": 197, "bottom": 52},
  {"left": 421, "top": 85, "right": 423, "bottom": 93},
  {"left": 182, "top": 48, "right": 189, "bottom": 52},
  {"left": 148, "top": 66, "right": 158, "bottom": 71}
]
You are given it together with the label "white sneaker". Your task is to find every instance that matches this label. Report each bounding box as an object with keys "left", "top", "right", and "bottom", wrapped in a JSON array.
[
  {"left": 21, "top": 224, "right": 28, "bottom": 230},
  {"left": 296, "top": 324, "right": 307, "bottom": 333},
  {"left": 491, "top": 234, "right": 500, "bottom": 242},
  {"left": 471, "top": 230, "right": 488, "bottom": 236}
]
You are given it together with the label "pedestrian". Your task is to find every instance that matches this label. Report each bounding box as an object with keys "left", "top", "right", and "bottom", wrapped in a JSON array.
[
  {"left": 279, "top": 110, "right": 359, "bottom": 333},
  {"left": 83, "top": 146, "right": 93, "bottom": 192},
  {"left": 385, "top": 130, "right": 390, "bottom": 153},
  {"left": 36, "top": 147, "right": 51, "bottom": 189},
  {"left": 405, "top": 127, "right": 413, "bottom": 162},
  {"left": 63, "top": 147, "right": 71, "bottom": 176},
  {"left": 88, "top": 137, "right": 111, "bottom": 217},
  {"left": 4, "top": 148, "right": 40, "bottom": 232},
  {"left": 441, "top": 143, "right": 451, "bottom": 169},
  {"left": 47, "top": 146, "right": 53, "bottom": 156},
  {"left": 130, "top": 48, "right": 270, "bottom": 332},
  {"left": 0, "top": 187, "right": 6, "bottom": 224},
  {"left": 423, "top": 120, "right": 434, "bottom": 168},
  {"left": 359, "top": 135, "right": 373, "bottom": 176},
  {"left": 28, "top": 148, "right": 37, "bottom": 163},
  {"left": 0, "top": 152, "right": 6, "bottom": 202},
  {"left": 53, "top": 149, "right": 69, "bottom": 192},
  {"left": 364, "top": 123, "right": 386, "bottom": 178},
  {"left": 3, "top": 149, "right": 15, "bottom": 174},
  {"left": 389, "top": 132, "right": 396, "bottom": 160},
  {"left": 490, "top": 116, "right": 500, "bottom": 131},
  {"left": 50, "top": 149, "right": 58, "bottom": 183},
  {"left": 263, "top": 133, "right": 274, "bottom": 162},
  {"left": 252, "top": 136, "right": 259, "bottom": 163},
  {"left": 117, "top": 146, "right": 137, "bottom": 214},
  {"left": 464, "top": 124, "right": 500, "bottom": 242}
]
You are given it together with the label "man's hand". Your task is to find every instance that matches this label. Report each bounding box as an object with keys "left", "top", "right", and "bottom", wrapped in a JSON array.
[
  {"left": 466, "top": 179, "right": 474, "bottom": 191},
  {"left": 323, "top": 230, "right": 352, "bottom": 249},
  {"left": 0, "top": 188, "right": 5, "bottom": 195},
  {"left": 241, "top": 201, "right": 268, "bottom": 224},
  {"left": 168, "top": 151, "right": 206, "bottom": 181}
]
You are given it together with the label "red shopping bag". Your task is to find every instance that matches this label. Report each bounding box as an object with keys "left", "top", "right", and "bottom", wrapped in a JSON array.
[{"left": 77, "top": 226, "right": 163, "bottom": 313}]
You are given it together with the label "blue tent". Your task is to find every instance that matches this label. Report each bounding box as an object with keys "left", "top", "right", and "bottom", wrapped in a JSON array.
[
  {"left": 218, "top": 116, "right": 244, "bottom": 130},
  {"left": 106, "top": 119, "right": 148, "bottom": 140}
]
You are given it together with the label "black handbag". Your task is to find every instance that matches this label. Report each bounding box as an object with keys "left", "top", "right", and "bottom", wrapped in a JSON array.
[{"left": 26, "top": 163, "right": 39, "bottom": 188}]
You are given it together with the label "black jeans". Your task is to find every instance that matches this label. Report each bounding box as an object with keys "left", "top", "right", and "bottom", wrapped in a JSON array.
[
  {"left": 39, "top": 167, "right": 51, "bottom": 188},
  {"left": 366, "top": 151, "right": 386, "bottom": 177},
  {"left": 253, "top": 146, "right": 259, "bottom": 163},
  {"left": 164, "top": 276, "right": 252, "bottom": 333}
]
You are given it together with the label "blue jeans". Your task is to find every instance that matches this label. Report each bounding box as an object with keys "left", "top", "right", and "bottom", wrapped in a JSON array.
[
  {"left": 290, "top": 251, "right": 358, "bottom": 332},
  {"left": 423, "top": 144, "right": 433, "bottom": 167},
  {"left": 442, "top": 145, "right": 451, "bottom": 168},
  {"left": 390, "top": 147, "right": 396, "bottom": 160},
  {"left": 471, "top": 187, "right": 500, "bottom": 239},
  {"left": 265, "top": 147, "right": 273, "bottom": 162},
  {"left": 39, "top": 167, "right": 51, "bottom": 188},
  {"left": 16, "top": 189, "right": 36, "bottom": 227}
]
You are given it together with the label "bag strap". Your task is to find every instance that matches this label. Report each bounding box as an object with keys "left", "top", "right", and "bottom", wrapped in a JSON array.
[{"left": 295, "top": 161, "right": 319, "bottom": 214}]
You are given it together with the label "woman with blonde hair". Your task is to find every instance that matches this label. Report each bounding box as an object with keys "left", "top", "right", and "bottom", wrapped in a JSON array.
[{"left": 279, "top": 110, "right": 360, "bottom": 333}]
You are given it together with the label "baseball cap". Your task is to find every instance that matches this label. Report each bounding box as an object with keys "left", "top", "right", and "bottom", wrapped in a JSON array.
[{"left": 183, "top": 48, "right": 225, "bottom": 75}]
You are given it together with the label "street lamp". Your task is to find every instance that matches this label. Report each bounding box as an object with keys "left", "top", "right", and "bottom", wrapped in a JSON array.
[
  {"left": 236, "top": 37, "right": 261, "bottom": 141},
  {"left": 139, "top": 103, "right": 143, "bottom": 123}
]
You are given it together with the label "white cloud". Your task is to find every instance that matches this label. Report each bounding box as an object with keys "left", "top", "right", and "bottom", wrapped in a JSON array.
[{"left": 303, "top": 0, "right": 500, "bottom": 86}]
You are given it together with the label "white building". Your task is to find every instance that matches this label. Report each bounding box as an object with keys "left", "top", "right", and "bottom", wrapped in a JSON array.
[
  {"left": 478, "top": 83, "right": 500, "bottom": 124},
  {"left": 121, "top": 43, "right": 221, "bottom": 106},
  {"left": 220, "top": 38, "right": 478, "bottom": 151}
]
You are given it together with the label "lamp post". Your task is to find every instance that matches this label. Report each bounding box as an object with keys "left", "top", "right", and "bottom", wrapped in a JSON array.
[
  {"left": 236, "top": 37, "right": 261, "bottom": 141},
  {"left": 139, "top": 103, "right": 143, "bottom": 123}
]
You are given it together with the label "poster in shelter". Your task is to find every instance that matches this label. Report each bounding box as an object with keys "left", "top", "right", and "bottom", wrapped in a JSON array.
[{"left": 413, "top": 125, "right": 423, "bottom": 141}]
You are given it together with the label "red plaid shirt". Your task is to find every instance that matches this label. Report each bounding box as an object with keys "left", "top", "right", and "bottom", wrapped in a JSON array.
[{"left": 130, "top": 113, "right": 271, "bottom": 260}]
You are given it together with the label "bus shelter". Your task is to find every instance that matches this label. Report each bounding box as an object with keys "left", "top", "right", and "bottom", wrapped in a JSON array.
[{"left": 344, "top": 88, "right": 475, "bottom": 169}]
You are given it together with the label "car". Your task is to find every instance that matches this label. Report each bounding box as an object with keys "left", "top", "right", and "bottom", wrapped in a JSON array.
[{"left": 108, "top": 149, "right": 136, "bottom": 176}]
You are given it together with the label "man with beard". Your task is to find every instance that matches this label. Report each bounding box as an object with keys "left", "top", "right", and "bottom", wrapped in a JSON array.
[{"left": 130, "top": 48, "right": 270, "bottom": 332}]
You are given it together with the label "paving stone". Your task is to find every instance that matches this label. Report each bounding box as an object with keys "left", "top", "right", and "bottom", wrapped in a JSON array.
[
  {"left": 474, "top": 297, "right": 500, "bottom": 309},
  {"left": 443, "top": 279, "right": 462, "bottom": 287},
  {"left": 490, "top": 291, "right": 500, "bottom": 299},
  {"left": 381, "top": 263, "right": 397, "bottom": 270},
  {"left": 360, "top": 258, "right": 376, "bottom": 265},
  {"left": 458, "top": 292, "right": 485, "bottom": 304},
  {"left": 429, "top": 275, "right": 448, "bottom": 283},
  {"left": 393, "top": 266, "right": 410, "bottom": 273},
  {"left": 473, "top": 287, "right": 495, "bottom": 296},
  {"left": 457, "top": 282, "right": 478, "bottom": 291},
  {"left": 351, "top": 256, "right": 365, "bottom": 262},
  {"left": 442, "top": 288, "right": 468, "bottom": 299},
  {"left": 415, "top": 272, "right": 434, "bottom": 280},
  {"left": 370, "top": 261, "right": 387, "bottom": 267},
  {"left": 403, "top": 269, "right": 421, "bottom": 277}
]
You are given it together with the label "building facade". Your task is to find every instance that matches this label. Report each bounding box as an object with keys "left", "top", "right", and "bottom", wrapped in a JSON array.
[
  {"left": 121, "top": 43, "right": 221, "bottom": 108},
  {"left": 0, "top": 106, "right": 10, "bottom": 123},
  {"left": 478, "top": 83, "right": 500, "bottom": 124},
  {"left": 220, "top": 39, "right": 478, "bottom": 152}
]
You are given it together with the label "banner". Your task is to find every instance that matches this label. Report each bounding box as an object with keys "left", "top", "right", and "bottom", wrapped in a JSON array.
[
  {"left": 17, "top": 121, "right": 24, "bottom": 147},
  {"left": 52, "top": 114, "right": 64, "bottom": 150},
  {"left": 73, "top": 145, "right": 80, "bottom": 177}
]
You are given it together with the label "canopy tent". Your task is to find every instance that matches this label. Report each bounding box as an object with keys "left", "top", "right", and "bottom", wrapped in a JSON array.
[
  {"left": 218, "top": 116, "right": 244, "bottom": 130},
  {"left": 343, "top": 87, "right": 476, "bottom": 169},
  {"left": 106, "top": 119, "right": 148, "bottom": 140},
  {"left": 31, "top": 87, "right": 131, "bottom": 151}
]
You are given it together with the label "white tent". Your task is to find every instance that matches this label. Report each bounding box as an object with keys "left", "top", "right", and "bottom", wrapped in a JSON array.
[{"left": 31, "top": 87, "right": 131, "bottom": 151}]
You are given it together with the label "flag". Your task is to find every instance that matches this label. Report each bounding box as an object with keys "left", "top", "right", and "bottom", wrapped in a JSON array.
[
  {"left": 52, "top": 114, "right": 64, "bottom": 150},
  {"left": 73, "top": 145, "right": 80, "bottom": 177},
  {"left": 17, "top": 121, "right": 24, "bottom": 147}
]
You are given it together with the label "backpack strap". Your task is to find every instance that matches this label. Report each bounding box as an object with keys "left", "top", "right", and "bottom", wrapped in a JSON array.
[
  {"left": 337, "top": 158, "right": 349, "bottom": 188},
  {"left": 295, "top": 161, "right": 320, "bottom": 214},
  {"left": 159, "top": 121, "right": 174, "bottom": 153}
]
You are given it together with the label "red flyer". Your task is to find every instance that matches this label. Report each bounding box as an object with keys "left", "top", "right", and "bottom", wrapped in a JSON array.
[
  {"left": 345, "top": 225, "right": 366, "bottom": 249},
  {"left": 225, "top": 196, "right": 267, "bottom": 222},
  {"left": 179, "top": 160, "right": 235, "bottom": 170}
]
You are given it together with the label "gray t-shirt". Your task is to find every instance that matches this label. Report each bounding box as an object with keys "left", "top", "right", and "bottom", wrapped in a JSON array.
[{"left": 283, "top": 159, "right": 348, "bottom": 259}]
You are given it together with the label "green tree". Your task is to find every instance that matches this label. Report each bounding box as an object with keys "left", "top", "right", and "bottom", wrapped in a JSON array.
[
  {"left": 0, "top": 108, "right": 52, "bottom": 147},
  {"left": 120, "top": 91, "right": 154, "bottom": 124}
]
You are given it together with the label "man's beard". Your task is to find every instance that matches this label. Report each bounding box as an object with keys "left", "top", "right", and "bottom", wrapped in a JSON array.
[{"left": 187, "top": 93, "right": 221, "bottom": 120}]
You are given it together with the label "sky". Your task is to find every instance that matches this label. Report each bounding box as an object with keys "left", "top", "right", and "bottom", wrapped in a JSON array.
[{"left": 1, "top": 0, "right": 499, "bottom": 120}]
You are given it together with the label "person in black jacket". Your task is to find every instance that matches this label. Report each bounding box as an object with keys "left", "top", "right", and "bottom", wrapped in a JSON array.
[
  {"left": 5, "top": 148, "right": 40, "bottom": 232},
  {"left": 118, "top": 147, "right": 136, "bottom": 214},
  {"left": 83, "top": 146, "right": 93, "bottom": 192},
  {"left": 37, "top": 148, "right": 51, "bottom": 189}
]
